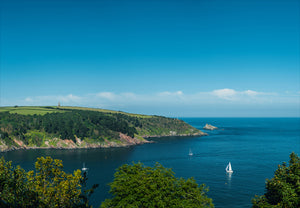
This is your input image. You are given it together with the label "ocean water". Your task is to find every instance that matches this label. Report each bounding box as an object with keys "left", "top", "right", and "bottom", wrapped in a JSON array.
[{"left": 1, "top": 118, "right": 300, "bottom": 207}]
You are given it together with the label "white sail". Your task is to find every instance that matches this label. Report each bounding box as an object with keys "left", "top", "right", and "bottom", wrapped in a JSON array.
[
  {"left": 226, "top": 162, "right": 233, "bottom": 173},
  {"left": 189, "top": 149, "right": 193, "bottom": 156}
]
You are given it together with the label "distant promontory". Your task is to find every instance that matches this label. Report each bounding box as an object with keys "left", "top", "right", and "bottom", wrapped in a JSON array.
[
  {"left": 0, "top": 106, "right": 207, "bottom": 152},
  {"left": 203, "top": 124, "right": 218, "bottom": 130}
]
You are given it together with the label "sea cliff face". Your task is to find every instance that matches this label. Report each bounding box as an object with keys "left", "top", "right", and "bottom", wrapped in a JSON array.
[
  {"left": 0, "top": 133, "right": 152, "bottom": 152},
  {"left": 0, "top": 131, "right": 207, "bottom": 152}
]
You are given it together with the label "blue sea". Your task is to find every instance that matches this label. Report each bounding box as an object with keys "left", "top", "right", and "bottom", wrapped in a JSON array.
[{"left": 1, "top": 118, "right": 300, "bottom": 207}]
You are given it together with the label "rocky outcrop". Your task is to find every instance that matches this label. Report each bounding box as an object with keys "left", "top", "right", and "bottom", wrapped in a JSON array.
[
  {"left": 0, "top": 128, "right": 207, "bottom": 152},
  {"left": 143, "top": 131, "right": 207, "bottom": 138},
  {"left": 119, "top": 133, "right": 150, "bottom": 145},
  {"left": 203, "top": 124, "right": 218, "bottom": 130},
  {"left": 0, "top": 133, "right": 152, "bottom": 152},
  {"left": 0, "top": 140, "right": 12, "bottom": 152}
]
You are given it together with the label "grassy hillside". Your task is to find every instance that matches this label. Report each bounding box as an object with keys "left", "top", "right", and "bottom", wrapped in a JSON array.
[
  {"left": 59, "top": 106, "right": 153, "bottom": 118},
  {"left": 0, "top": 106, "right": 64, "bottom": 115},
  {"left": 0, "top": 106, "right": 152, "bottom": 118},
  {"left": 0, "top": 106, "right": 205, "bottom": 151}
]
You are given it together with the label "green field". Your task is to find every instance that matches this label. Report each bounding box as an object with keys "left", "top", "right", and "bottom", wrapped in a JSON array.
[
  {"left": 59, "top": 106, "right": 153, "bottom": 118},
  {"left": 0, "top": 106, "right": 153, "bottom": 118},
  {"left": 0, "top": 106, "right": 64, "bottom": 115}
]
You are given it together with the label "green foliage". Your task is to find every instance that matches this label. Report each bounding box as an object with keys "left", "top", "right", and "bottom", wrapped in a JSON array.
[
  {"left": 0, "top": 156, "right": 97, "bottom": 207},
  {"left": 0, "top": 158, "right": 39, "bottom": 207},
  {"left": 136, "top": 117, "right": 201, "bottom": 136},
  {"left": 0, "top": 107, "right": 202, "bottom": 149},
  {"left": 101, "top": 162, "right": 214, "bottom": 208},
  {"left": 25, "top": 130, "right": 48, "bottom": 146},
  {"left": 252, "top": 152, "right": 300, "bottom": 208},
  {"left": 0, "top": 110, "right": 138, "bottom": 145}
]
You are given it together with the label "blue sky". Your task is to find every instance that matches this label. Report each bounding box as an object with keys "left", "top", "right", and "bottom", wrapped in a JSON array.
[{"left": 0, "top": 0, "right": 299, "bottom": 117}]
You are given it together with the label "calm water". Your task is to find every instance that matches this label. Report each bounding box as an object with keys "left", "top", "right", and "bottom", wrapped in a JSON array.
[{"left": 1, "top": 118, "right": 300, "bottom": 207}]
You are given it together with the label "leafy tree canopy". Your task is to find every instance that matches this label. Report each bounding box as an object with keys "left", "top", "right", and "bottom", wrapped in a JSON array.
[
  {"left": 101, "top": 162, "right": 214, "bottom": 208},
  {"left": 0, "top": 156, "right": 96, "bottom": 208},
  {"left": 252, "top": 152, "right": 300, "bottom": 208}
]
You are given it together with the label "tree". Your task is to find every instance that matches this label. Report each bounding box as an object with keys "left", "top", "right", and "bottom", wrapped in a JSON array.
[
  {"left": 0, "top": 156, "right": 97, "bottom": 207},
  {"left": 0, "top": 158, "right": 39, "bottom": 207},
  {"left": 30, "top": 156, "right": 83, "bottom": 207},
  {"left": 101, "top": 162, "right": 214, "bottom": 208},
  {"left": 252, "top": 152, "right": 300, "bottom": 208}
]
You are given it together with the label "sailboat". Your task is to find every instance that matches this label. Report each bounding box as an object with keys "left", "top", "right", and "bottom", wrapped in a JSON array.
[
  {"left": 189, "top": 148, "right": 193, "bottom": 156},
  {"left": 82, "top": 163, "right": 88, "bottom": 172},
  {"left": 226, "top": 162, "right": 233, "bottom": 173}
]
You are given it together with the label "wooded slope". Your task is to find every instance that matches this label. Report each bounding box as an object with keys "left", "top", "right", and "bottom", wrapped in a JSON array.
[{"left": 0, "top": 106, "right": 205, "bottom": 151}]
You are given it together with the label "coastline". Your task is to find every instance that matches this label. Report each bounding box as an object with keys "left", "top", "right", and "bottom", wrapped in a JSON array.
[
  {"left": 143, "top": 131, "right": 208, "bottom": 138},
  {"left": 0, "top": 106, "right": 207, "bottom": 153},
  {"left": 0, "top": 132, "right": 207, "bottom": 153}
]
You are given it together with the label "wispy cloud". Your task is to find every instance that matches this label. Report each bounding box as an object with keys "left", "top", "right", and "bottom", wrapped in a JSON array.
[
  {"left": 22, "top": 89, "right": 296, "bottom": 106},
  {"left": 24, "top": 94, "right": 82, "bottom": 105},
  {"left": 243, "top": 90, "right": 260, "bottom": 96},
  {"left": 210, "top": 88, "right": 277, "bottom": 102},
  {"left": 158, "top": 91, "right": 184, "bottom": 97},
  {"left": 17, "top": 88, "right": 299, "bottom": 116},
  {"left": 95, "top": 92, "right": 116, "bottom": 100},
  {"left": 25, "top": 97, "right": 33, "bottom": 102},
  {"left": 211, "top": 88, "right": 237, "bottom": 100}
]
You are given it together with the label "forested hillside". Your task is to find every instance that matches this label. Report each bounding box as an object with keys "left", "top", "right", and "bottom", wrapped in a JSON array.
[{"left": 0, "top": 106, "right": 205, "bottom": 151}]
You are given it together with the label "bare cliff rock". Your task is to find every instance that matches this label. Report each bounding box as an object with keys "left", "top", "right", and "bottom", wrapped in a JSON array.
[{"left": 0, "top": 133, "right": 151, "bottom": 152}]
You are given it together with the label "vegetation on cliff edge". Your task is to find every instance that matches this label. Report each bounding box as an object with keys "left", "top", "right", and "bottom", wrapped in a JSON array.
[
  {"left": 0, "top": 106, "right": 203, "bottom": 150},
  {"left": 252, "top": 152, "right": 300, "bottom": 208}
]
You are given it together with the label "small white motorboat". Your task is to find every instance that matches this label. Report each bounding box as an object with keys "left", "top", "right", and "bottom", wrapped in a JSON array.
[
  {"left": 82, "top": 163, "right": 88, "bottom": 172},
  {"left": 189, "top": 148, "right": 193, "bottom": 156}
]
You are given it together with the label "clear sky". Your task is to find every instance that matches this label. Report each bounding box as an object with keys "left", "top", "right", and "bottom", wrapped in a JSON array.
[{"left": 0, "top": 0, "right": 299, "bottom": 117}]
